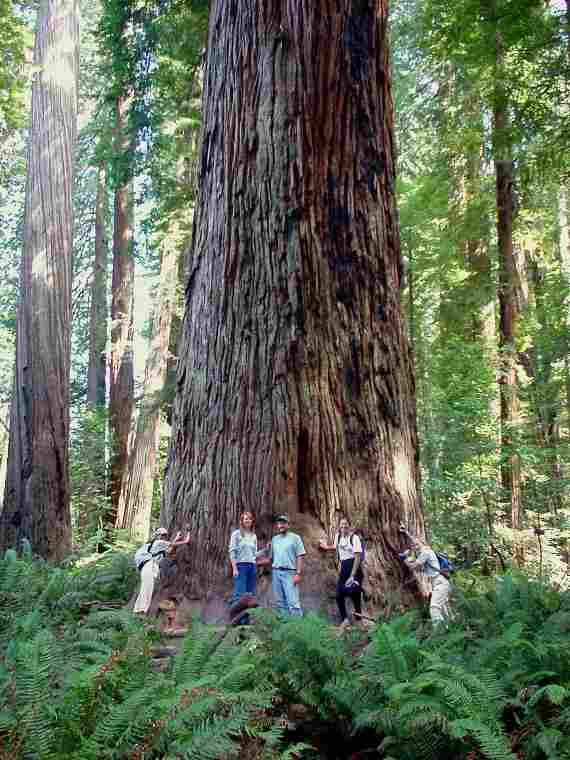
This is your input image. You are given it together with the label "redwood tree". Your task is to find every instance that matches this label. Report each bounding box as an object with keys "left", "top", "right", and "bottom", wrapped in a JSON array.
[
  {"left": 163, "top": 0, "right": 423, "bottom": 604},
  {"left": 0, "top": 0, "right": 79, "bottom": 560},
  {"left": 100, "top": 0, "right": 136, "bottom": 522},
  {"left": 116, "top": 235, "right": 178, "bottom": 540},
  {"left": 491, "top": 16, "right": 522, "bottom": 533},
  {"left": 108, "top": 123, "right": 134, "bottom": 520},
  {"left": 87, "top": 166, "right": 109, "bottom": 409}
]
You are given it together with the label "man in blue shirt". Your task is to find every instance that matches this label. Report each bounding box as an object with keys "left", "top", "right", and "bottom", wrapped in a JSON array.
[{"left": 268, "top": 514, "right": 306, "bottom": 616}]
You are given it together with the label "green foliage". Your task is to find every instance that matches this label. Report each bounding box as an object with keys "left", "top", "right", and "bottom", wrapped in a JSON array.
[
  {"left": 393, "top": 0, "right": 570, "bottom": 574},
  {"left": 0, "top": 555, "right": 314, "bottom": 759},
  {"left": 343, "top": 578, "right": 570, "bottom": 759},
  {"left": 251, "top": 612, "right": 349, "bottom": 718},
  {"left": 70, "top": 405, "right": 111, "bottom": 541},
  {"left": 2, "top": 557, "right": 570, "bottom": 759},
  {"left": 0, "top": 0, "right": 29, "bottom": 132}
]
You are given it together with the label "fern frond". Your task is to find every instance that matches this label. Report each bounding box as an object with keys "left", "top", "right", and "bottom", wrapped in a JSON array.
[
  {"left": 171, "top": 706, "right": 251, "bottom": 759},
  {"left": 449, "top": 718, "right": 517, "bottom": 760},
  {"left": 172, "top": 621, "right": 219, "bottom": 685},
  {"left": 528, "top": 683, "right": 569, "bottom": 708}
]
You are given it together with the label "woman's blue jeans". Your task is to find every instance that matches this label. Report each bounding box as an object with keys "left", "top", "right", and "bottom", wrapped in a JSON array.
[{"left": 234, "top": 562, "right": 257, "bottom": 624}]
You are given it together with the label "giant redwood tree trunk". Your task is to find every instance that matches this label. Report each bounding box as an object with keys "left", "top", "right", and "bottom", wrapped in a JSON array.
[
  {"left": 163, "top": 0, "right": 423, "bottom": 607},
  {"left": 0, "top": 0, "right": 79, "bottom": 560}
]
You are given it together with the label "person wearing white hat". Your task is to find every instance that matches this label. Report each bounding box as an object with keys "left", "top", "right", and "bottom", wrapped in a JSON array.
[{"left": 133, "top": 527, "right": 190, "bottom": 615}]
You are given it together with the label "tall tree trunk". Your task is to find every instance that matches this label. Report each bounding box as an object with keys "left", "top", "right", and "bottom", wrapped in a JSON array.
[
  {"left": 560, "top": 1, "right": 570, "bottom": 428},
  {"left": 77, "top": 164, "right": 109, "bottom": 540},
  {"left": 108, "top": 95, "right": 135, "bottom": 523},
  {"left": 0, "top": 0, "right": 79, "bottom": 560},
  {"left": 164, "top": 124, "right": 202, "bottom": 427},
  {"left": 559, "top": 189, "right": 570, "bottom": 427},
  {"left": 493, "top": 26, "right": 522, "bottom": 534},
  {"left": 0, "top": 404, "right": 10, "bottom": 505},
  {"left": 117, "top": 119, "right": 198, "bottom": 539},
  {"left": 524, "top": 261, "right": 563, "bottom": 506},
  {"left": 116, "top": 236, "right": 179, "bottom": 540},
  {"left": 87, "top": 166, "right": 109, "bottom": 407},
  {"left": 162, "top": 0, "right": 422, "bottom": 606}
]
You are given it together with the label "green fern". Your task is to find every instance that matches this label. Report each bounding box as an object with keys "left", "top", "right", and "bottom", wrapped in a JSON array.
[{"left": 448, "top": 718, "right": 517, "bottom": 760}]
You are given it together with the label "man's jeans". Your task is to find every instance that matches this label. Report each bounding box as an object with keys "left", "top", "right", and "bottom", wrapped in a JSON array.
[{"left": 272, "top": 568, "right": 303, "bottom": 617}]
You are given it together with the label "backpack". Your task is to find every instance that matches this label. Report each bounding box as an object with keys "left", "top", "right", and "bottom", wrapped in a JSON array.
[
  {"left": 134, "top": 540, "right": 166, "bottom": 572},
  {"left": 434, "top": 551, "right": 455, "bottom": 578}
]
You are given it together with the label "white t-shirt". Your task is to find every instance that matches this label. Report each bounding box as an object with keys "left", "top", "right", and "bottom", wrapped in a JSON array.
[{"left": 334, "top": 533, "right": 363, "bottom": 562}]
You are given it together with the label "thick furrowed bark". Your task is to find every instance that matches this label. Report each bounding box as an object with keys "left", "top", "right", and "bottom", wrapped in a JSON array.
[
  {"left": 163, "top": 0, "right": 422, "bottom": 604},
  {"left": 1, "top": 0, "right": 79, "bottom": 560}
]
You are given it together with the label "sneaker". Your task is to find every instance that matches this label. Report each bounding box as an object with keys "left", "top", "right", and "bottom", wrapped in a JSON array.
[{"left": 339, "top": 618, "right": 351, "bottom": 631}]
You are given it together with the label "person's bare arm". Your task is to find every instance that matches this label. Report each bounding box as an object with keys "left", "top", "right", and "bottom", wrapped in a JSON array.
[
  {"left": 318, "top": 539, "right": 336, "bottom": 551},
  {"left": 256, "top": 541, "right": 272, "bottom": 565},
  {"left": 293, "top": 555, "right": 305, "bottom": 585},
  {"left": 349, "top": 552, "right": 362, "bottom": 580},
  {"left": 171, "top": 531, "right": 191, "bottom": 547}
]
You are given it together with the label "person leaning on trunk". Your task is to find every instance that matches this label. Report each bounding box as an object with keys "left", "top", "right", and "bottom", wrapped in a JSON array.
[
  {"left": 398, "top": 528, "right": 451, "bottom": 625},
  {"left": 133, "top": 527, "right": 190, "bottom": 616}
]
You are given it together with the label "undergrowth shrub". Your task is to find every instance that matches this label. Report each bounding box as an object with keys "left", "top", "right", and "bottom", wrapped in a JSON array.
[
  {"left": 0, "top": 552, "right": 312, "bottom": 759},
  {"left": 346, "top": 576, "right": 570, "bottom": 760},
  {"left": 2, "top": 551, "right": 570, "bottom": 760}
]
